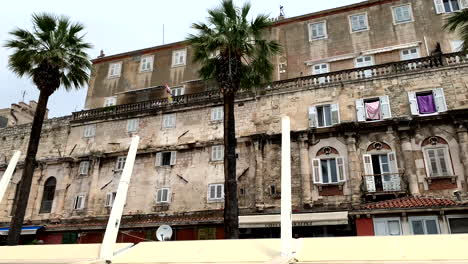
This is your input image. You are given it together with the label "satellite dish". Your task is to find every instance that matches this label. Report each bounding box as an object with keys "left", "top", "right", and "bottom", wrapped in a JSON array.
[{"left": 156, "top": 225, "right": 173, "bottom": 241}]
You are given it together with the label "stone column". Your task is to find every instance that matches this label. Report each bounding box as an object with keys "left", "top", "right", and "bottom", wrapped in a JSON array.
[
  {"left": 456, "top": 124, "right": 468, "bottom": 192},
  {"left": 299, "top": 135, "right": 312, "bottom": 206},
  {"left": 399, "top": 131, "right": 420, "bottom": 196},
  {"left": 87, "top": 157, "right": 101, "bottom": 216},
  {"left": 254, "top": 141, "right": 264, "bottom": 210},
  {"left": 345, "top": 133, "right": 362, "bottom": 205},
  {"left": 54, "top": 161, "right": 72, "bottom": 218}
]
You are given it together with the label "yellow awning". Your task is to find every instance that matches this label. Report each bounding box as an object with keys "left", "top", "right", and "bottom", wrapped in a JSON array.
[{"left": 239, "top": 212, "right": 348, "bottom": 228}]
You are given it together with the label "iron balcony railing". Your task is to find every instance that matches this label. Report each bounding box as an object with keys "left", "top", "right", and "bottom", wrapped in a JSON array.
[
  {"left": 362, "top": 173, "right": 406, "bottom": 193},
  {"left": 72, "top": 52, "right": 467, "bottom": 122}
]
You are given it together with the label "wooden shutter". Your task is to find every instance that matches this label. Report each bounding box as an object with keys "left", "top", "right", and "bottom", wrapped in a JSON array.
[
  {"left": 105, "top": 193, "right": 112, "bottom": 207},
  {"left": 170, "top": 151, "right": 177, "bottom": 165},
  {"left": 407, "top": 91, "right": 419, "bottom": 115},
  {"left": 433, "top": 0, "right": 445, "bottom": 13},
  {"left": 380, "top": 95, "right": 391, "bottom": 119},
  {"left": 363, "top": 154, "right": 375, "bottom": 192},
  {"left": 308, "top": 106, "right": 318, "bottom": 127},
  {"left": 209, "top": 185, "right": 216, "bottom": 199},
  {"left": 461, "top": 0, "right": 468, "bottom": 9},
  {"left": 156, "top": 189, "right": 162, "bottom": 202},
  {"left": 162, "top": 189, "right": 169, "bottom": 202},
  {"left": 312, "top": 159, "right": 322, "bottom": 183},
  {"left": 433, "top": 88, "right": 447, "bottom": 112},
  {"left": 336, "top": 157, "right": 345, "bottom": 181},
  {"left": 355, "top": 99, "right": 365, "bottom": 122},
  {"left": 217, "top": 185, "right": 223, "bottom": 199},
  {"left": 388, "top": 152, "right": 398, "bottom": 173},
  {"left": 331, "top": 103, "right": 340, "bottom": 125},
  {"left": 211, "top": 108, "right": 217, "bottom": 120},
  {"left": 387, "top": 152, "right": 401, "bottom": 191},
  {"left": 155, "top": 152, "right": 162, "bottom": 167}
]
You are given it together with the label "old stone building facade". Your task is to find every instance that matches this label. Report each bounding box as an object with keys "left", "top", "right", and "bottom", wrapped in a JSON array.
[{"left": 1, "top": 0, "right": 468, "bottom": 243}]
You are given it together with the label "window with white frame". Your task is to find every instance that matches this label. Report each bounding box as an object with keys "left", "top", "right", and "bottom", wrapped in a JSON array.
[
  {"left": 434, "top": 0, "right": 467, "bottom": 14},
  {"left": 309, "top": 21, "right": 327, "bottom": 40},
  {"left": 312, "top": 147, "right": 345, "bottom": 184},
  {"left": 423, "top": 146, "right": 453, "bottom": 177},
  {"left": 349, "top": 13, "right": 368, "bottom": 32},
  {"left": 108, "top": 62, "right": 122, "bottom": 78},
  {"left": 363, "top": 150, "right": 400, "bottom": 192},
  {"left": 105, "top": 192, "right": 117, "bottom": 208},
  {"left": 408, "top": 88, "right": 447, "bottom": 116},
  {"left": 155, "top": 151, "right": 177, "bottom": 167},
  {"left": 312, "top": 63, "right": 329, "bottom": 84},
  {"left": 308, "top": 104, "right": 340, "bottom": 128},
  {"left": 103, "top": 96, "right": 117, "bottom": 107},
  {"left": 172, "top": 49, "right": 186, "bottom": 66},
  {"left": 409, "top": 216, "right": 440, "bottom": 235},
  {"left": 73, "top": 194, "right": 86, "bottom": 210},
  {"left": 78, "top": 161, "right": 90, "bottom": 176},
  {"left": 115, "top": 156, "right": 126, "bottom": 171},
  {"left": 211, "top": 106, "right": 223, "bottom": 121},
  {"left": 447, "top": 215, "right": 468, "bottom": 234},
  {"left": 451, "top": 40, "right": 464, "bottom": 52},
  {"left": 392, "top": 4, "right": 413, "bottom": 24},
  {"left": 162, "top": 113, "right": 176, "bottom": 128},
  {"left": 401, "top": 48, "right": 420, "bottom": 60},
  {"left": 140, "top": 55, "right": 154, "bottom": 72},
  {"left": 208, "top": 183, "right": 224, "bottom": 201},
  {"left": 356, "top": 96, "right": 391, "bottom": 122},
  {"left": 355, "top": 55, "right": 374, "bottom": 78},
  {"left": 83, "top": 125, "right": 96, "bottom": 138},
  {"left": 171, "top": 87, "right": 185, "bottom": 97},
  {"left": 374, "top": 217, "right": 402, "bottom": 236},
  {"left": 127, "top": 118, "right": 139, "bottom": 133},
  {"left": 211, "top": 145, "right": 224, "bottom": 161},
  {"left": 156, "top": 188, "right": 170, "bottom": 203}
]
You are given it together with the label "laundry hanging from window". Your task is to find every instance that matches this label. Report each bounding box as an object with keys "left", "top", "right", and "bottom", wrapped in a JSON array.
[
  {"left": 416, "top": 93, "right": 436, "bottom": 114},
  {"left": 365, "top": 100, "right": 381, "bottom": 120}
]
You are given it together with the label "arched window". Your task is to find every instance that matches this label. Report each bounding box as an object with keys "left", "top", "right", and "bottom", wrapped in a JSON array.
[
  {"left": 363, "top": 142, "right": 400, "bottom": 192},
  {"left": 312, "top": 147, "right": 345, "bottom": 184},
  {"left": 421, "top": 136, "right": 454, "bottom": 178},
  {"left": 39, "top": 177, "right": 56, "bottom": 214}
]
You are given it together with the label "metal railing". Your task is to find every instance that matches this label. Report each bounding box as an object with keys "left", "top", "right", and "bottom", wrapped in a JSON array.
[
  {"left": 72, "top": 52, "right": 468, "bottom": 122},
  {"left": 363, "top": 173, "right": 405, "bottom": 193}
]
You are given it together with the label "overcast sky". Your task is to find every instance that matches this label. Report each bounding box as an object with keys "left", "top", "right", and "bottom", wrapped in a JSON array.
[{"left": 0, "top": 0, "right": 362, "bottom": 117}]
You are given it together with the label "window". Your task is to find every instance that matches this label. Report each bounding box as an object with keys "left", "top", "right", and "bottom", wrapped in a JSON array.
[
  {"left": 312, "top": 63, "right": 329, "bottom": 84},
  {"left": 356, "top": 96, "right": 391, "bottom": 122},
  {"left": 155, "top": 151, "right": 177, "bottom": 167},
  {"left": 105, "top": 192, "right": 117, "bottom": 208},
  {"left": 401, "top": 48, "right": 420, "bottom": 61},
  {"left": 73, "top": 194, "right": 86, "bottom": 210},
  {"left": 83, "top": 125, "right": 96, "bottom": 138},
  {"left": 451, "top": 40, "right": 464, "bottom": 52},
  {"left": 115, "top": 156, "right": 126, "bottom": 171},
  {"left": 171, "top": 87, "right": 185, "bottom": 97},
  {"left": 408, "top": 88, "right": 447, "bottom": 115},
  {"left": 127, "top": 119, "right": 139, "bottom": 133},
  {"left": 355, "top": 55, "right": 374, "bottom": 78},
  {"left": 409, "top": 216, "right": 440, "bottom": 235},
  {"left": 39, "top": 177, "right": 56, "bottom": 214},
  {"left": 269, "top": 185, "right": 277, "bottom": 195},
  {"left": 447, "top": 215, "right": 468, "bottom": 234},
  {"left": 103, "top": 96, "right": 117, "bottom": 107},
  {"left": 162, "top": 113, "right": 176, "bottom": 128},
  {"left": 172, "top": 49, "right": 186, "bottom": 66},
  {"left": 309, "top": 21, "right": 327, "bottom": 40},
  {"left": 211, "top": 107, "right": 223, "bottom": 121},
  {"left": 434, "top": 0, "right": 467, "bottom": 13},
  {"left": 108, "top": 62, "right": 122, "bottom": 78},
  {"left": 140, "top": 55, "right": 154, "bottom": 72},
  {"left": 208, "top": 184, "right": 224, "bottom": 201},
  {"left": 211, "top": 145, "right": 224, "bottom": 161},
  {"left": 349, "top": 13, "right": 368, "bottom": 32},
  {"left": 0, "top": 116, "right": 8, "bottom": 128},
  {"left": 308, "top": 104, "right": 340, "bottom": 128},
  {"left": 363, "top": 152, "right": 400, "bottom": 192},
  {"left": 79, "top": 161, "right": 90, "bottom": 176},
  {"left": 156, "top": 188, "right": 170, "bottom": 203},
  {"left": 392, "top": 4, "right": 413, "bottom": 24},
  {"left": 312, "top": 157, "right": 345, "bottom": 184},
  {"left": 374, "top": 217, "right": 402, "bottom": 236},
  {"left": 423, "top": 147, "right": 453, "bottom": 177}
]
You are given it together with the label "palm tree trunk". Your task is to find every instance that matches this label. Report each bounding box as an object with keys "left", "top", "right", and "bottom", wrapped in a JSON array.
[
  {"left": 223, "top": 92, "right": 239, "bottom": 239},
  {"left": 7, "top": 90, "right": 50, "bottom": 245}
]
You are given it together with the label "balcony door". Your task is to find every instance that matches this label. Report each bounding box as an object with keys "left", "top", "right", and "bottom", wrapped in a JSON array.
[{"left": 363, "top": 152, "right": 399, "bottom": 192}]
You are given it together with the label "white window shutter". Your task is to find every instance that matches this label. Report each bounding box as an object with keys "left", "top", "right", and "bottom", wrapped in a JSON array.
[
  {"left": 308, "top": 106, "right": 318, "bottom": 127},
  {"left": 170, "top": 151, "right": 177, "bottom": 165},
  {"left": 312, "top": 159, "right": 322, "bottom": 183},
  {"left": 211, "top": 108, "right": 216, "bottom": 120},
  {"left": 155, "top": 152, "right": 162, "bottom": 167},
  {"left": 433, "top": 0, "right": 445, "bottom": 13},
  {"left": 407, "top": 91, "right": 419, "bottom": 115},
  {"left": 433, "top": 88, "right": 447, "bottom": 112},
  {"left": 380, "top": 95, "right": 392, "bottom": 119},
  {"left": 105, "top": 193, "right": 111, "bottom": 207},
  {"left": 356, "top": 99, "right": 365, "bottom": 122},
  {"left": 388, "top": 152, "right": 398, "bottom": 173},
  {"left": 331, "top": 103, "right": 340, "bottom": 125},
  {"left": 337, "top": 157, "right": 345, "bottom": 181},
  {"left": 363, "top": 154, "right": 374, "bottom": 175},
  {"left": 461, "top": 0, "right": 468, "bottom": 9}
]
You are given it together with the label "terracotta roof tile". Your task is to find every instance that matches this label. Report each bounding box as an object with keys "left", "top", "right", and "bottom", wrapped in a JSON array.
[{"left": 363, "top": 197, "right": 457, "bottom": 210}]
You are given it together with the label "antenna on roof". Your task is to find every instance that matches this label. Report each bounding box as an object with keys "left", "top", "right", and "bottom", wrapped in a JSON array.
[
  {"left": 163, "top": 24, "right": 165, "bottom": 45},
  {"left": 21, "top": 91, "right": 26, "bottom": 102}
]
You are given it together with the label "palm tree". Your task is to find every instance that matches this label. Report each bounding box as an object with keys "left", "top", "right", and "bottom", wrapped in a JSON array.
[
  {"left": 4, "top": 13, "right": 92, "bottom": 245},
  {"left": 444, "top": 9, "right": 468, "bottom": 51},
  {"left": 187, "top": 0, "right": 280, "bottom": 238}
]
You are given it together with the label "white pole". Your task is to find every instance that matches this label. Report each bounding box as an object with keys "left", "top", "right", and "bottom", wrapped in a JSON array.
[
  {"left": 0, "top": 151, "right": 21, "bottom": 203},
  {"left": 281, "top": 116, "right": 293, "bottom": 257},
  {"left": 100, "top": 136, "right": 140, "bottom": 262}
]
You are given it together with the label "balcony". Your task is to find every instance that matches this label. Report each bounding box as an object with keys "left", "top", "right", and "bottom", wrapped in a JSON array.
[
  {"left": 72, "top": 52, "right": 467, "bottom": 122},
  {"left": 362, "top": 173, "right": 407, "bottom": 198}
]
